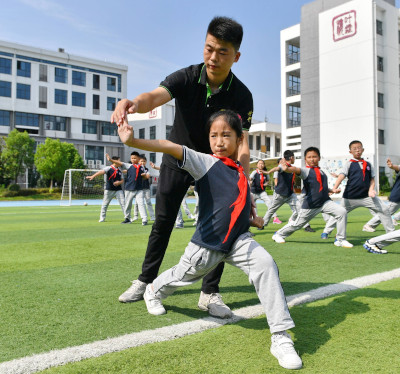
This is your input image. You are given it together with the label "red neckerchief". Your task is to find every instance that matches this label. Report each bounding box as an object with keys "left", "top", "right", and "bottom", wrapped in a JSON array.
[
  {"left": 212, "top": 155, "right": 248, "bottom": 244},
  {"left": 108, "top": 165, "right": 119, "bottom": 180},
  {"left": 133, "top": 164, "right": 141, "bottom": 180},
  {"left": 257, "top": 169, "right": 265, "bottom": 191},
  {"left": 306, "top": 165, "right": 323, "bottom": 192},
  {"left": 350, "top": 159, "right": 367, "bottom": 181},
  {"left": 286, "top": 163, "right": 295, "bottom": 191}
]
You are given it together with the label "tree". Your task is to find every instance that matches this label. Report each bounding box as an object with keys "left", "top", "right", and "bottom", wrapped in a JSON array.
[
  {"left": 1, "top": 129, "right": 35, "bottom": 184},
  {"left": 34, "top": 139, "right": 85, "bottom": 189}
]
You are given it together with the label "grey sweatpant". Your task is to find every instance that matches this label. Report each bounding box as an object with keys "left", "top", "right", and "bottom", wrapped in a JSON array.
[
  {"left": 100, "top": 190, "right": 125, "bottom": 221},
  {"left": 263, "top": 192, "right": 300, "bottom": 226},
  {"left": 252, "top": 191, "right": 277, "bottom": 221},
  {"left": 152, "top": 232, "right": 295, "bottom": 334},
  {"left": 369, "top": 229, "right": 400, "bottom": 248},
  {"left": 365, "top": 201, "right": 400, "bottom": 229},
  {"left": 277, "top": 200, "right": 348, "bottom": 240},
  {"left": 324, "top": 197, "right": 395, "bottom": 235},
  {"left": 133, "top": 188, "right": 155, "bottom": 220},
  {"left": 124, "top": 190, "right": 147, "bottom": 222}
]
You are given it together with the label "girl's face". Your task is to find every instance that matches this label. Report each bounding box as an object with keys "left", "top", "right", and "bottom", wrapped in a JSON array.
[
  {"left": 209, "top": 117, "right": 243, "bottom": 160},
  {"left": 257, "top": 160, "right": 265, "bottom": 170}
]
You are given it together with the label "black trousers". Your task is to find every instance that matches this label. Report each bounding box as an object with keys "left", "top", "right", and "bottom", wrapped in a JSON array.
[{"left": 138, "top": 163, "right": 224, "bottom": 294}]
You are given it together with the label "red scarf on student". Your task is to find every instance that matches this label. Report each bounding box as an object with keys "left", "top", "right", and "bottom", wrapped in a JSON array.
[
  {"left": 257, "top": 169, "right": 265, "bottom": 191},
  {"left": 286, "top": 163, "right": 295, "bottom": 191},
  {"left": 108, "top": 165, "right": 118, "bottom": 180},
  {"left": 213, "top": 155, "right": 248, "bottom": 244},
  {"left": 306, "top": 165, "right": 323, "bottom": 192},
  {"left": 132, "top": 164, "right": 141, "bottom": 180},
  {"left": 350, "top": 159, "right": 367, "bottom": 181}
]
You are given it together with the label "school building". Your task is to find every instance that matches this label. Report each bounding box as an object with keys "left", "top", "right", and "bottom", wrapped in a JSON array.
[
  {"left": 281, "top": 0, "right": 400, "bottom": 186},
  {"left": 0, "top": 40, "right": 128, "bottom": 177}
]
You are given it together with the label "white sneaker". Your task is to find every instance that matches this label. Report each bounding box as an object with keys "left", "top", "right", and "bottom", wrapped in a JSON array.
[
  {"left": 270, "top": 331, "right": 302, "bottom": 370},
  {"left": 143, "top": 284, "right": 166, "bottom": 315},
  {"left": 362, "top": 224, "right": 375, "bottom": 232},
  {"left": 98, "top": 219, "right": 105, "bottom": 222},
  {"left": 131, "top": 217, "right": 138, "bottom": 222},
  {"left": 334, "top": 239, "right": 353, "bottom": 248},
  {"left": 198, "top": 291, "right": 232, "bottom": 318},
  {"left": 363, "top": 240, "right": 388, "bottom": 254},
  {"left": 118, "top": 279, "right": 147, "bottom": 302},
  {"left": 392, "top": 218, "right": 399, "bottom": 226},
  {"left": 272, "top": 233, "right": 285, "bottom": 244}
]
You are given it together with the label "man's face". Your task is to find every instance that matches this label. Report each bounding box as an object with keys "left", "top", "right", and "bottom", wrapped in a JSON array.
[
  {"left": 349, "top": 143, "right": 364, "bottom": 159},
  {"left": 203, "top": 33, "right": 240, "bottom": 82},
  {"left": 130, "top": 155, "right": 140, "bottom": 164}
]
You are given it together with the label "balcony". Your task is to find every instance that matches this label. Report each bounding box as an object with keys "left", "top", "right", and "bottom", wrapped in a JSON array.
[
  {"left": 287, "top": 52, "right": 300, "bottom": 65},
  {"left": 287, "top": 84, "right": 301, "bottom": 96},
  {"left": 287, "top": 118, "right": 301, "bottom": 128}
]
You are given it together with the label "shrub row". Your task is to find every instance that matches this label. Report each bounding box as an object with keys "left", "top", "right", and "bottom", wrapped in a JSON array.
[{"left": 1, "top": 187, "right": 62, "bottom": 197}]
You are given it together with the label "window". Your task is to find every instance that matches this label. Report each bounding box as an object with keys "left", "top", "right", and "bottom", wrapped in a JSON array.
[
  {"left": 166, "top": 125, "right": 172, "bottom": 139},
  {"left": 288, "top": 105, "right": 301, "bottom": 128},
  {"left": 39, "top": 64, "right": 47, "bottom": 82},
  {"left": 82, "top": 119, "right": 97, "bottom": 134},
  {"left": 44, "top": 115, "right": 67, "bottom": 131},
  {"left": 93, "top": 74, "right": 100, "bottom": 89},
  {"left": 275, "top": 137, "right": 281, "bottom": 154},
  {"left": 377, "top": 56, "right": 384, "bottom": 72},
  {"left": 17, "top": 60, "right": 31, "bottom": 77},
  {"left": 72, "top": 71, "right": 86, "bottom": 86},
  {"left": 55, "top": 67, "right": 67, "bottom": 83},
  {"left": 256, "top": 135, "right": 261, "bottom": 150},
  {"left": 15, "top": 112, "right": 39, "bottom": 127},
  {"left": 376, "top": 20, "right": 383, "bottom": 36},
  {"left": 85, "top": 145, "right": 104, "bottom": 162},
  {"left": 107, "top": 77, "right": 116, "bottom": 91},
  {"left": 288, "top": 74, "right": 300, "bottom": 96},
  {"left": 249, "top": 135, "right": 253, "bottom": 149},
  {"left": 139, "top": 128, "right": 145, "bottom": 139},
  {"left": 39, "top": 86, "right": 47, "bottom": 108},
  {"left": 0, "top": 81, "right": 11, "bottom": 97},
  {"left": 150, "top": 153, "right": 156, "bottom": 163},
  {"left": 93, "top": 94, "right": 100, "bottom": 110},
  {"left": 378, "top": 92, "right": 384, "bottom": 108},
  {"left": 378, "top": 129, "right": 385, "bottom": 144},
  {"left": 0, "top": 58, "right": 11, "bottom": 74},
  {"left": 72, "top": 91, "right": 86, "bottom": 107},
  {"left": 55, "top": 89, "right": 67, "bottom": 105},
  {"left": 265, "top": 136, "right": 271, "bottom": 152},
  {"left": 101, "top": 121, "right": 117, "bottom": 136},
  {"left": 150, "top": 126, "right": 156, "bottom": 140},
  {"left": 0, "top": 110, "right": 10, "bottom": 126},
  {"left": 107, "top": 97, "right": 116, "bottom": 111},
  {"left": 17, "top": 83, "right": 30, "bottom": 100},
  {"left": 287, "top": 44, "right": 300, "bottom": 65}
]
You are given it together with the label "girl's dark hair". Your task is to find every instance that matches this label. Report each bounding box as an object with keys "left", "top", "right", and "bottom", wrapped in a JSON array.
[
  {"left": 304, "top": 146, "right": 320, "bottom": 158},
  {"left": 207, "top": 16, "right": 243, "bottom": 51},
  {"left": 206, "top": 109, "right": 243, "bottom": 138}
]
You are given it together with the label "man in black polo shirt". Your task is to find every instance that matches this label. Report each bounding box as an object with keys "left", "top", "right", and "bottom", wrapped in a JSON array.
[{"left": 112, "top": 16, "right": 253, "bottom": 319}]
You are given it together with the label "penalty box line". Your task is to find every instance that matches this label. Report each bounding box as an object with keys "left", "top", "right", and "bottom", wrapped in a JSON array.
[{"left": 1, "top": 268, "right": 400, "bottom": 374}]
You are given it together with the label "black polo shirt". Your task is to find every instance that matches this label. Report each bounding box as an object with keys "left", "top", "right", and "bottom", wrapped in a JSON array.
[{"left": 159, "top": 63, "right": 253, "bottom": 170}]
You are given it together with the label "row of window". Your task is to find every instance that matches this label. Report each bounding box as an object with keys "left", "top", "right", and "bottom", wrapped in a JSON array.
[
  {"left": 249, "top": 135, "right": 281, "bottom": 154},
  {"left": 0, "top": 57, "right": 119, "bottom": 91},
  {"left": 138, "top": 126, "right": 157, "bottom": 140},
  {"left": 82, "top": 119, "right": 118, "bottom": 136}
]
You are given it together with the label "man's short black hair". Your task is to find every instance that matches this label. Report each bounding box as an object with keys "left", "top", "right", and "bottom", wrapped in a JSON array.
[
  {"left": 349, "top": 140, "right": 363, "bottom": 149},
  {"left": 304, "top": 146, "right": 320, "bottom": 158},
  {"left": 207, "top": 16, "right": 243, "bottom": 51},
  {"left": 283, "top": 150, "right": 294, "bottom": 160},
  {"left": 111, "top": 156, "right": 120, "bottom": 160},
  {"left": 131, "top": 151, "right": 140, "bottom": 157}
]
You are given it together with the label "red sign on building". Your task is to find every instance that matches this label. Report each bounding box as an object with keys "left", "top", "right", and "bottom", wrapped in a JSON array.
[{"left": 332, "top": 10, "right": 357, "bottom": 42}]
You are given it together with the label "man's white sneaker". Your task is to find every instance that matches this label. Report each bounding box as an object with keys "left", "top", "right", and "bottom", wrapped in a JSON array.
[
  {"left": 118, "top": 279, "right": 147, "bottom": 302},
  {"left": 198, "top": 291, "right": 232, "bottom": 318},
  {"left": 271, "top": 331, "right": 302, "bottom": 370},
  {"left": 334, "top": 239, "right": 353, "bottom": 248},
  {"left": 363, "top": 240, "right": 388, "bottom": 254},
  {"left": 362, "top": 224, "right": 375, "bottom": 232},
  {"left": 131, "top": 217, "right": 138, "bottom": 222},
  {"left": 143, "top": 284, "right": 166, "bottom": 315},
  {"left": 272, "top": 233, "right": 285, "bottom": 244},
  {"left": 98, "top": 219, "right": 105, "bottom": 222}
]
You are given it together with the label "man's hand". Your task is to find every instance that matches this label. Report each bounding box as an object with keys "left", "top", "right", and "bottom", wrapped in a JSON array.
[
  {"left": 387, "top": 158, "right": 394, "bottom": 169},
  {"left": 106, "top": 153, "right": 112, "bottom": 162},
  {"left": 250, "top": 216, "right": 264, "bottom": 228},
  {"left": 111, "top": 99, "right": 137, "bottom": 126},
  {"left": 117, "top": 120, "right": 135, "bottom": 146},
  {"left": 86, "top": 175, "right": 94, "bottom": 181},
  {"left": 369, "top": 189, "right": 376, "bottom": 198},
  {"left": 331, "top": 187, "right": 341, "bottom": 194}
]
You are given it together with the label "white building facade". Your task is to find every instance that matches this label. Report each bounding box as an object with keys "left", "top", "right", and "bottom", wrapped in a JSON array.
[
  {"left": 281, "top": 0, "right": 400, "bottom": 186},
  {"left": 248, "top": 121, "right": 282, "bottom": 162},
  {"left": 0, "top": 40, "right": 128, "bottom": 169}
]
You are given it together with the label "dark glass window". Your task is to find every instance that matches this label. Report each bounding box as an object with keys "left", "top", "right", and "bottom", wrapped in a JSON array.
[
  {"left": 85, "top": 145, "right": 104, "bottom": 162},
  {"left": 377, "top": 56, "right": 384, "bottom": 72},
  {"left": 72, "top": 91, "right": 86, "bottom": 107},
  {"left": 44, "top": 115, "right": 67, "bottom": 131},
  {"left": 150, "top": 153, "right": 156, "bottom": 163},
  {"left": 256, "top": 135, "right": 261, "bottom": 150},
  {"left": 0, "top": 81, "right": 11, "bottom": 97},
  {"left": 150, "top": 126, "right": 156, "bottom": 140},
  {"left": 376, "top": 20, "right": 383, "bottom": 36},
  {"left": 39, "top": 64, "right": 47, "bottom": 82},
  {"left": 55, "top": 89, "right": 68, "bottom": 105},
  {"left": 15, "top": 112, "right": 39, "bottom": 127},
  {"left": 72, "top": 70, "right": 86, "bottom": 86},
  {"left": 107, "top": 97, "right": 116, "bottom": 111},
  {"left": 101, "top": 121, "right": 117, "bottom": 136},
  {"left": 139, "top": 128, "right": 145, "bottom": 139},
  {"left": 249, "top": 135, "right": 253, "bottom": 149},
  {"left": 82, "top": 119, "right": 97, "bottom": 134},
  {"left": 55, "top": 67, "right": 68, "bottom": 83},
  {"left": 0, "top": 110, "right": 10, "bottom": 126},
  {"left": 287, "top": 105, "right": 301, "bottom": 128},
  {"left": 17, "top": 83, "right": 30, "bottom": 100},
  {"left": 107, "top": 77, "right": 116, "bottom": 91},
  {"left": 378, "top": 129, "right": 385, "bottom": 144},
  {"left": 0, "top": 58, "right": 12, "bottom": 74},
  {"left": 378, "top": 93, "right": 384, "bottom": 108},
  {"left": 17, "top": 60, "right": 31, "bottom": 77},
  {"left": 93, "top": 74, "right": 100, "bottom": 89},
  {"left": 93, "top": 94, "right": 100, "bottom": 110}
]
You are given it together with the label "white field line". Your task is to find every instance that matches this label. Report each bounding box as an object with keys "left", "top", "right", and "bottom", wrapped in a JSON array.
[{"left": 1, "top": 268, "right": 400, "bottom": 374}]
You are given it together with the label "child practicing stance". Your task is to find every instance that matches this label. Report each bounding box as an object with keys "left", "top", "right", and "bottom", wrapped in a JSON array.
[
  {"left": 272, "top": 147, "right": 353, "bottom": 248},
  {"left": 86, "top": 156, "right": 125, "bottom": 222},
  {"left": 322, "top": 141, "right": 394, "bottom": 238},
  {"left": 250, "top": 159, "right": 282, "bottom": 225},
  {"left": 117, "top": 110, "right": 302, "bottom": 370},
  {"left": 363, "top": 229, "right": 400, "bottom": 254}
]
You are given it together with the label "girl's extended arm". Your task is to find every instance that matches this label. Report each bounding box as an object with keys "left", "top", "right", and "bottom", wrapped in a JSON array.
[{"left": 118, "top": 121, "right": 183, "bottom": 161}]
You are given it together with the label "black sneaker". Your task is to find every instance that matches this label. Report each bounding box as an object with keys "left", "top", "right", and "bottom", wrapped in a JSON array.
[
  {"left": 304, "top": 226, "right": 315, "bottom": 233},
  {"left": 121, "top": 218, "right": 131, "bottom": 224}
]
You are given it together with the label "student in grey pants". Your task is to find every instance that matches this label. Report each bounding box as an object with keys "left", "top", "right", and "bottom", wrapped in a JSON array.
[{"left": 363, "top": 229, "right": 400, "bottom": 254}]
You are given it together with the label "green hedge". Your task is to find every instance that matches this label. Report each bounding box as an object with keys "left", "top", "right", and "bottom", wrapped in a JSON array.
[{"left": 1, "top": 187, "right": 62, "bottom": 197}]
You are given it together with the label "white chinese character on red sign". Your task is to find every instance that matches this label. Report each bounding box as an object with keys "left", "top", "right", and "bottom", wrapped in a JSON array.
[
  {"left": 332, "top": 10, "right": 357, "bottom": 42},
  {"left": 149, "top": 109, "right": 157, "bottom": 118}
]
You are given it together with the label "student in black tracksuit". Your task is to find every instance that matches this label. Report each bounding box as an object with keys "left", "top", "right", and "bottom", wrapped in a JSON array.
[{"left": 112, "top": 16, "right": 253, "bottom": 318}]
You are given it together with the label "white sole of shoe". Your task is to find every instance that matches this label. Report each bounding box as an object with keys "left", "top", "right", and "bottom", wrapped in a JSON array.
[{"left": 270, "top": 346, "right": 302, "bottom": 370}]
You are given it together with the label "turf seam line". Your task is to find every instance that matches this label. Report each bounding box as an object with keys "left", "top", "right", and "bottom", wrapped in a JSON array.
[{"left": 1, "top": 268, "right": 399, "bottom": 374}]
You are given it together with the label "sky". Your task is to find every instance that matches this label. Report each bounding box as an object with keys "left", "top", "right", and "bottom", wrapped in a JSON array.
[{"left": 1, "top": 0, "right": 399, "bottom": 124}]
